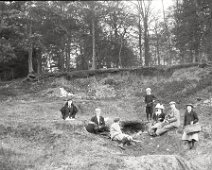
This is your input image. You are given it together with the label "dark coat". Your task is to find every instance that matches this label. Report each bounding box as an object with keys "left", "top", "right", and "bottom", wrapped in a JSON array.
[
  {"left": 153, "top": 112, "right": 165, "bottom": 122},
  {"left": 91, "top": 116, "right": 105, "bottom": 126},
  {"left": 60, "top": 103, "right": 78, "bottom": 119},
  {"left": 144, "top": 94, "right": 156, "bottom": 107},
  {"left": 183, "top": 110, "right": 199, "bottom": 127}
]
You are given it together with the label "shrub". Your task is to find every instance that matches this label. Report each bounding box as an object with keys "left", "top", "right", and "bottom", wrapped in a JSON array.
[
  {"left": 103, "top": 77, "right": 121, "bottom": 86},
  {"left": 87, "top": 81, "right": 116, "bottom": 99}
]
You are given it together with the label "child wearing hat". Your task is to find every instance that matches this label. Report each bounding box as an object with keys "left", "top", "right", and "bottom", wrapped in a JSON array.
[
  {"left": 148, "top": 103, "right": 166, "bottom": 136},
  {"left": 152, "top": 103, "right": 165, "bottom": 123},
  {"left": 60, "top": 99, "right": 78, "bottom": 120},
  {"left": 182, "top": 104, "right": 199, "bottom": 149},
  {"left": 155, "top": 101, "right": 180, "bottom": 136}
]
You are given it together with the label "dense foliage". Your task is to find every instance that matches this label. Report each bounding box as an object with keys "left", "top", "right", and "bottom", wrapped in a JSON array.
[{"left": 0, "top": 1, "right": 211, "bottom": 80}]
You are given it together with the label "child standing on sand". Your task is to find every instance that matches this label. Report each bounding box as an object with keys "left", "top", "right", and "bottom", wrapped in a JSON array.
[{"left": 144, "top": 88, "right": 157, "bottom": 121}]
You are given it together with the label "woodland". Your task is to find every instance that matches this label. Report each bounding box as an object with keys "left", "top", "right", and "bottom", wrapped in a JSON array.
[{"left": 0, "top": 0, "right": 212, "bottom": 80}]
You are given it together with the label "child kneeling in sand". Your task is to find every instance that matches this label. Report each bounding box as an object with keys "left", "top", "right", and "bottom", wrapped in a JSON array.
[{"left": 110, "top": 117, "right": 135, "bottom": 149}]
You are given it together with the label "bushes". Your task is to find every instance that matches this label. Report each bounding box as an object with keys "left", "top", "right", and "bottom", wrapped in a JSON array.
[
  {"left": 154, "top": 80, "right": 198, "bottom": 103},
  {"left": 87, "top": 79, "right": 116, "bottom": 99},
  {"left": 102, "top": 77, "right": 122, "bottom": 86}
]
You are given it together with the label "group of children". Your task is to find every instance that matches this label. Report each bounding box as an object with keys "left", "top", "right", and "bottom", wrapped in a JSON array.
[
  {"left": 60, "top": 87, "right": 200, "bottom": 150},
  {"left": 144, "top": 88, "right": 199, "bottom": 150}
]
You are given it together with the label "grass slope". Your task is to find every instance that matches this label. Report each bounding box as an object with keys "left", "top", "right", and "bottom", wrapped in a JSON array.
[{"left": 0, "top": 65, "right": 212, "bottom": 169}]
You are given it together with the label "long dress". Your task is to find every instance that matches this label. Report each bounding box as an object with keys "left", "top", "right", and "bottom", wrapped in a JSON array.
[{"left": 182, "top": 110, "right": 199, "bottom": 141}]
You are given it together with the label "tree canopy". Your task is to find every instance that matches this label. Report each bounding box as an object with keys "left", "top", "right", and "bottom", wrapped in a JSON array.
[{"left": 0, "top": 0, "right": 211, "bottom": 80}]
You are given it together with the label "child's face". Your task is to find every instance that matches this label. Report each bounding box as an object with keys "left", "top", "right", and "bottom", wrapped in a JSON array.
[
  {"left": 156, "top": 109, "right": 162, "bottom": 114},
  {"left": 186, "top": 106, "right": 192, "bottom": 112},
  {"left": 146, "top": 90, "right": 151, "bottom": 95},
  {"left": 95, "top": 108, "right": 101, "bottom": 117},
  {"left": 170, "top": 104, "right": 175, "bottom": 109},
  {"left": 68, "top": 100, "right": 72, "bottom": 106}
]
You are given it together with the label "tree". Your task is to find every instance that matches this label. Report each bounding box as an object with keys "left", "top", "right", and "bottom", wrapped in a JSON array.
[
  {"left": 172, "top": 0, "right": 212, "bottom": 63},
  {"left": 152, "top": 16, "right": 161, "bottom": 65},
  {"left": 78, "top": 1, "right": 106, "bottom": 70},
  {"left": 137, "top": 0, "right": 152, "bottom": 66}
]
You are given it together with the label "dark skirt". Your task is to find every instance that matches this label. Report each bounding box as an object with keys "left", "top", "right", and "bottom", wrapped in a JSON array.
[{"left": 86, "top": 123, "right": 96, "bottom": 133}]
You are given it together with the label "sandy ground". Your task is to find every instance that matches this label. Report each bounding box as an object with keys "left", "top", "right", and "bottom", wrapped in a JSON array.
[
  {"left": 0, "top": 97, "right": 212, "bottom": 170},
  {"left": 1, "top": 67, "right": 212, "bottom": 169}
]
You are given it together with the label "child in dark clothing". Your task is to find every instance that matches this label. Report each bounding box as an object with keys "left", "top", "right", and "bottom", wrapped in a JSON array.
[
  {"left": 144, "top": 88, "right": 157, "bottom": 121},
  {"left": 60, "top": 99, "right": 78, "bottom": 120},
  {"left": 182, "top": 104, "right": 199, "bottom": 149}
]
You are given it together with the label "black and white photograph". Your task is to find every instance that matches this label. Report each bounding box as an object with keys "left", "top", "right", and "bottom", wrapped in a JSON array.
[{"left": 0, "top": 0, "right": 212, "bottom": 169}]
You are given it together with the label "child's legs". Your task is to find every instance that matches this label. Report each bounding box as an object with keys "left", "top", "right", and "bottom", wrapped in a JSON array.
[
  {"left": 122, "top": 137, "right": 131, "bottom": 146},
  {"left": 70, "top": 111, "right": 77, "bottom": 118},
  {"left": 149, "top": 106, "right": 153, "bottom": 119},
  {"left": 146, "top": 106, "right": 153, "bottom": 120},
  {"left": 63, "top": 112, "right": 69, "bottom": 120},
  {"left": 146, "top": 107, "right": 150, "bottom": 120}
]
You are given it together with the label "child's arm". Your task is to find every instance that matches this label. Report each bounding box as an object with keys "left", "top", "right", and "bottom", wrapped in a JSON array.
[{"left": 144, "top": 95, "right": 147, "bottom": 104}]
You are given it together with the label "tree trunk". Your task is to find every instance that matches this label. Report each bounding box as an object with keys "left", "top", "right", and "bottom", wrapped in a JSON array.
[
  {"left": 59, "top": 50, "right": 65, "bottom": 71},
  {"left": 118, "top": 29, "right": 126, "bottom": 68},
  {"left": 49, "top": 54, "right": 52, "bottom": 73},
  {"left": 161, "top": 0, "right": 172, "bottom": 65},
  {"left": 28, "top": 21, "right": 34, "bottom": 74},
  {"left": 193, "top": 50, "right": 199, "bottom": 63},
  {"left": 138, "top": 17, "right": 143, "bottom": 65},
  {"left": 144, "top": 18, "right": 150, "bottom": 66},
  {"left": 154, "top": 25, "right": 160, "bottom": 65},
  {"left": 118, "top": 37, "right": 123, "bottom": 68},
  {"left": 37, "top": 50, "right": 42, "bottom": 74},
  {"left": 138, "top": 0, "right": 151, "bottom": 66},
  {"left": 91, "top": 17, "right": 96, "bottom": 70},
  {"left": 59, "top": 38, "right": 65, "bottom": 71},
  {"left": 66, "top": 41, "right": 71, "bottom": 72},
  {"left": 156, "top": 37, "right": 160, "bottom": 65}
]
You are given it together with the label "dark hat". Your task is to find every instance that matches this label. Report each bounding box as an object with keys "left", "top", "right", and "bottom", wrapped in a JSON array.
[
  {"left": 114, "top": 117, "right": 120, "bottom": 122},
  {"left": 186, "top": 103, "right": 194, "bottom": 108}
]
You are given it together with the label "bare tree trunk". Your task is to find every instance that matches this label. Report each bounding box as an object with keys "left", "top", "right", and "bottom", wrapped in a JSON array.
[
  {"left": 28, "top": 21, "right": 34, "bottom": 73},
  {"left": 118, "top": 29, "right": 126, "bottom": 68},
  {"left": 59, "top": 38, "right": 65, "bottom": 71},
  {"left": 153, "top": 20, "right": 161, "bottom": 65},
  {"left": 193, "top": 51, "right": 199, "bottom": 63},
  {"left": 161, "top": 0, "right": 166, "bottom": 23},
  {"left": 137, "top": 0, "right": 151, "bottom": 66},
  {"left": 161, "top": 0, "right": 172, "bottom": 65},
  {"left": 91, "top": 17, "right": 96, "bottom": 70},
  {"left": 37, "top": 50, "right": 42, "bottom": 74},
  {"left": 144, "top": 18, "right": 150, "bottom": 66},
  {"left": 118, "top": 37, "right": 123, "bottom": 68},
  {"left": 66, "top": 40, "right": 71, "bottom": 72},
  {"left": 138, "top": 17, "right": 143, "bottom": 65},
  {"left": 49, "top": 54, "right": 52, "bottom": 73},
  {"left": 156, "top": 38, "right": 160, "bottom": 65},
  {"left": 58, "top": 50, "right": 65, "bottom": 71}
]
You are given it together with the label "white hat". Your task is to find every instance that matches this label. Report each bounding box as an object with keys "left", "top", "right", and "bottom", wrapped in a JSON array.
[
  {"left": 155, "top": 103, "right": 164, "bottom": 110},
  {"left": 160, "top": 104, "right": 165, "bottom": 110},
  {"left": 169, "top": 101, "right": 176, "bottom": 105},
  {"left": 146, "top": 88, "right": 151, "bottom": 91}
]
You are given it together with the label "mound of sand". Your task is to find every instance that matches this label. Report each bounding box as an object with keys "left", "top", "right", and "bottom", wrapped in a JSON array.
[{"left": 39, "top": 87, "right": 73, "bottom": 98}]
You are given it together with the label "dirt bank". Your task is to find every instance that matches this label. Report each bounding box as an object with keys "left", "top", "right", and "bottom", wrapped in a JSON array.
[{"left": 0, "top": 65, "right": 212, "bottom": 169}]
